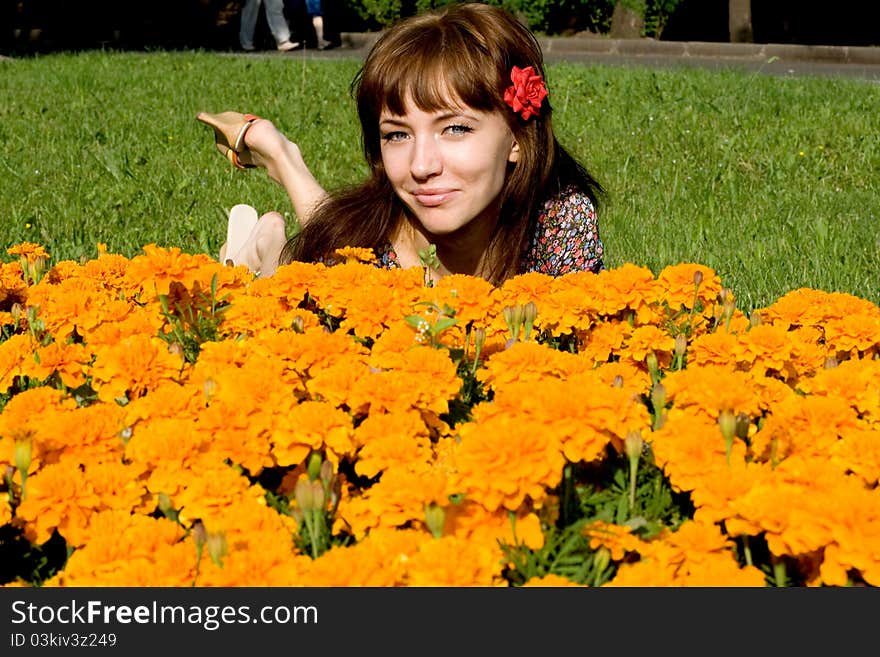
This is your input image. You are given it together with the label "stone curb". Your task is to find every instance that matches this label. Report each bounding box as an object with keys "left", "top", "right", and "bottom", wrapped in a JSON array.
[{"left": 340, "top": 32, "right": 880, "bottom": 65}]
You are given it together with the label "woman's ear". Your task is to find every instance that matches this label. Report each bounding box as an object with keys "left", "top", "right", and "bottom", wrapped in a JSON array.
[{"left": 508, "top": 139, "right": 520, "bottom": 163}]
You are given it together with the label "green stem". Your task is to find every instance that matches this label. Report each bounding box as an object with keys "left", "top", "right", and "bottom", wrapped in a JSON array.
[
  {"left": 773, "top": 560, "right": 787, "bottom": 587},
  {"left": 628, "top": 458, "right": 638, "bottom": 512},
  {"left": 192, "top": 544, "right": 203, "bottom": 587},
  {"left": 305, "top": 510, "right": 320, "bottom": 559}
]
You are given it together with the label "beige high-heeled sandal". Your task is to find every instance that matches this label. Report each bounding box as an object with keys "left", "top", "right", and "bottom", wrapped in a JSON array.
[
  {"left": 223, "top": 204, "right": 260, "bottom": 267},
  {"left": 196, "top": 111, "right": 260, "bottom": 170}
]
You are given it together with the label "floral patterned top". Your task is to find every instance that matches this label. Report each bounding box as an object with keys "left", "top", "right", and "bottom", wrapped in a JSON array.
[{"left": 375, "top": 186, "right": 604, "bottom": 276}]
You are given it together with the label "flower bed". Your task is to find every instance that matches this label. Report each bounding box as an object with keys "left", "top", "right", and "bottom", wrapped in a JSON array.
[{"left": 1, "top": 242, "right": 878, "bottom": 587}]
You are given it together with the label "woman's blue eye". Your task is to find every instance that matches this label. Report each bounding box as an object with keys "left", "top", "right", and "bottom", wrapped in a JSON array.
[
  {"left": 447, "top": 124, "right": 473, "bottom": 135},
  {"left": 382, "top": 131, "right": 408, "bottom": 142}
]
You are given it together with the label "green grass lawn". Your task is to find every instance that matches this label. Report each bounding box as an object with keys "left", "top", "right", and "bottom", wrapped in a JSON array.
[{"left": 1, "top": 50, "right": 878, "bottom": 311}]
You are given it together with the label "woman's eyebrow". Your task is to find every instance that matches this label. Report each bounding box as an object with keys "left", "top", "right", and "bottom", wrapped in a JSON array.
[{"left": 379, "top": 111, "right": 479, "bottom": 126}]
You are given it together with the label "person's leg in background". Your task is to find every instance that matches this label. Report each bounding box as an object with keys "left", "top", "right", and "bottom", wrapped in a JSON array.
[
  {"left": 239, "top": 0, "right": 261, "bottom": 50},
  {"left": 306, "top": 0, "right": 332, "bottom": 50},
  {"left": 263, "top": 0, "right": 298, "bottom": 50}
]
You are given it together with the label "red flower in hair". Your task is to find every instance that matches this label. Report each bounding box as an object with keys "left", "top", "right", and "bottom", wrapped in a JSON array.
[{"left": 503, "top": 66, "right": 548, "bottom": 120}]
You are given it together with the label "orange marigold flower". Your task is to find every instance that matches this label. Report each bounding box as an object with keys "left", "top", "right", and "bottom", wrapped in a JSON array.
[
  {"left": 828, "top": 424, "right": 880, "bottom": 486},
  {"left": 0, "top": 261, "right": 27, "bottom": 303},
  {"left": 353, "top": 409, "right": 434, "bottom": 477},
  {"left": 477, "top": 340, "right": 592, "bottom": 389},
  {"left": 622, "top": 324, "right": 676, "bottom": 368},
  {"left": 591, "top": 360, "right": 652, "bottom": 399},
  {"left": 823, "top": 314, "right": 880, "bottom": 356},
  {"left": 294, "top": 527, "right": 426, "bottom": 586},
  {"left": 333, "top": 246, "right": 377, "bottom": 264},
  {"left": 449, "top": 414, "right": 566, "bottom": 512},
  {"left": 15, "top": 460, "right": 102, "bottom": 546},
  {"left": 339, "top": 464, "right": 448, "bottom": 539},
  {"left": 123, "top": 244, "right": 225, "bottom": 300},
  {"left": 656, "top": 263, "right": 722, "bottom": 310},
  {"left": 661, "top": 365, "right": 774, "bottom": 424},
  {"left": 427, "top": 273, "right": 497, "bottom": 326},
  {"left": 578, "top": 319, "right": 632, "bottom": 366},
  {"left": 583, "top": 521, "right": 643, "bottom": 561},
  {"left": 445, "top": 500, "right": 545, "bottom": 551},
  {"left": 750, "top": 393, "right": 862, "bottom": 465},
  {"left": 595, "top": 263, "right": 661, "bottom": 322},
  {"left": 760, "top": 288, "right": 880, "bottom": 331},
  {"left": 47, "top": 510, "right": 193, "bottom": 587},
  {"left": 522, "top": 573, "right": 585, "bottom": 587},
  {"left": 493, "top": 271, "right": 554, "bottom": 308},
  {"left": 7, "top": 242, "right": 49, "bottom": 261},
  {"left": 604, "top": 520, "right": 766, "bottom": 587},
  {"left": 0, "top": 333, "right": 30, "bottom": 395},
  {"left": 649, "top": 413, "right": 750, "bottom": 495},
  {"left": 272, "top": 400, "right": 355, "bottom": 466},
  {"left": 20, "top": 340, "right": 89, "bottom": 389},
  {"left": 88, "top": 334, "right": 185, "bottom": 403},
  {"left": 740, "top": 323, "right": 796, "bottom": 379},
  {"left": 25, "top": 276, "right": 120, "bottom": 341},
  {"left": 780, "top": 326, "right": 829, "bottom": 380},
  {"left": 688, "top": 330, "right": 746, "bottom": 369},
  {"left": 0, "top": 385, "right": 78, "bottom": 471},
  {"left": 405, "top": 534, "right": 506, "bottom": 586},
  {"left": 477, "top": 374, "right": 651, "bottom": 464}
]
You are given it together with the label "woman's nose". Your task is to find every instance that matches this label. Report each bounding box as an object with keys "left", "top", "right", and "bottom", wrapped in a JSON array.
[{"left": 410, "top": 135, "right": 442, "bottom": 179}]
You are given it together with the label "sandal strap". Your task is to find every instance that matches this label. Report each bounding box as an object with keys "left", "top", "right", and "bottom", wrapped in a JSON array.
[
  {"left": 228, "top": 149, "right": 256, "bottom": 170},
  {"left": 233, "top": 114, "right": 261, "bottom": 152}
]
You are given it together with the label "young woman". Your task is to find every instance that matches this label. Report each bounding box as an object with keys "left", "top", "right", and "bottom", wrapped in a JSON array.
[{"left": 198, "top": 2, "right": 605, "bottom": 283}]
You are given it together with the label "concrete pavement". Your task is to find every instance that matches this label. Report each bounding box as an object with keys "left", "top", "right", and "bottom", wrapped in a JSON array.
[{"left": 295, "top": 32, "right": 880, "bottom": 81}]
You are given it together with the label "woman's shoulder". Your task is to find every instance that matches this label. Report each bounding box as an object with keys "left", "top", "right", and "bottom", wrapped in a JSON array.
[
  {"left": 539, "top": 185, "right": 597, "bottom": 223},
  {"left": 523, "top": 185, "right": 605, "bottom": 276}
]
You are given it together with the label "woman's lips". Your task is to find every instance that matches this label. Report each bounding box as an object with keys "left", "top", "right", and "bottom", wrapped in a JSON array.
[{"left": 412, "top": 189, "right": 458, "bottom": 207}]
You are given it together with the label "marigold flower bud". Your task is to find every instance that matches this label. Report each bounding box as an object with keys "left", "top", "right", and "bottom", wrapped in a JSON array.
[
  {"left": 473, "top": 327, "right": 486, "bottom": 351},
  {"left": 157, "top": 492, "right": 174, "bottom": 515},
  {"left": 503, "top": 304, "right": 524, "bottom": 342},
  {"left": 424, "top": 503, "right": 446, "bottom": 538},
  {"left": 14, "top": 437, "right": 32, "bottom": 478},
  {"left": 824, "top": 356, "right": 838, "bottom": 369},
  {"left": 624, "top": 430, "right": 643, "bottom": 462},
  {"left": 522, "top": 301, "right": 538, "bottom": 340},
  {"left": 320, "top": 459, "right": 334, "bottom": 487},
  {"left": 719, "top": 410, "right": 738, "bottom": 463},
  {"left": 192, "top": 520, "right": 207, "bottom": 549},
  {"left": 31, "top": 255, "right": 47, "bottom": 283},
  {"left": 295, "top": 475, "right": 315, "bottom": 512},
  {"left": 718, "top": 410, "right": 736, "bottom": 443},
  {"left": 735, "top": 412, "right": 751, "bottom": 441},
  {"left": 650, "top": 382, "right": 666, "bottom": 413},
  {"left": 645, "top": 352, "right": 660, "bottom": 381},
  {"left": 310, "top": 480, "right": 325, "bottom": 510},
  {"left": 206, "top": 531, "right": 228, "bottom": 567},
  {"left": 693, "top": 270, "right": 703, "bottom": 287},
  {"left": 10, "top": 302, "right": 22, "bottom": 327},
  {"left": 612, "top": 375, "right": 624, "bottom": 388},
  {"left": 674, "top": 334, "right": 687, "bottom": 358},
  {"left": 593, "top": 546, "right": 612, "bottom": 575},
  {"left": 307, "top": 452, "right": 323, "bottom": 481}
]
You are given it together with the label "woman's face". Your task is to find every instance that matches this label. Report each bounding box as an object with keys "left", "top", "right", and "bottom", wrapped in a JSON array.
[{"left": 379, "top": 97, "right": 519, "bottom": 238}]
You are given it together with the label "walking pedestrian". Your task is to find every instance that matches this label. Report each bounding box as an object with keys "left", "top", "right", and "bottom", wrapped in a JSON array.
[{"left": 239, "top": 0, "right": 299, "bottom": 51}]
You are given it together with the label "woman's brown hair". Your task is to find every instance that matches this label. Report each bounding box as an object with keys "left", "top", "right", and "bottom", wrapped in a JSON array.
[{"left": 280, "top": 2, "right": 602, "bottom": 284}]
